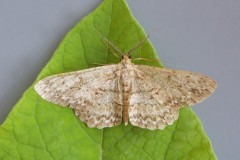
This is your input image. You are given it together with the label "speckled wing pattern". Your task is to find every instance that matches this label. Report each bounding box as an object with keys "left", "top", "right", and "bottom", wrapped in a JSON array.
[
  {"left": 129, "top": 65, "right": 217, "bottom": 130},
  {"left": 35, "top": 59, "right": 216, "bottom": 130},
  {"left": 34, "top": 65, "right": 122, "bottom": 129}
]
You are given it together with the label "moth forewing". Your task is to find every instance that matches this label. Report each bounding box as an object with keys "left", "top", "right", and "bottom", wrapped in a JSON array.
[{"left": 35, "top": 53, "right": 217, "bottom": 130}]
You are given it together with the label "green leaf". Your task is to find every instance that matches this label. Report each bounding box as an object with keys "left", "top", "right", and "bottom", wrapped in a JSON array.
[{"left": 0, "top": 0, "right": 216, "bottom": 159}]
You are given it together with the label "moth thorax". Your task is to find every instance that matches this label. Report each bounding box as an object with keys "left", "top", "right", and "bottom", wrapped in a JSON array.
[{"left": 121, "top": 68, "right": 133, "bottom": 125}]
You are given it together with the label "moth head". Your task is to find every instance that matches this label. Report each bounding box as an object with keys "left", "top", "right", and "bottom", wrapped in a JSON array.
[
  {"left": 121, "top": 55, "right": 132, "bottom": 64},
  {"left": 121, "top": 55, "right": 132, "bottom": 60}
]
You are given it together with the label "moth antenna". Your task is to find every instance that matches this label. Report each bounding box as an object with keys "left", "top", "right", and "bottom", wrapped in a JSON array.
[
  {"left": 109, "top": 47, "right": 120, "bottom": 59},
  {"left": 127, "top": 29, "right": 157, "bottom": 56},
  {"left": 133, "top": 57, "right": 161, "bottom": 63},
  {"left": 102, "top": 36, "right": 124, "bottom": 56}
]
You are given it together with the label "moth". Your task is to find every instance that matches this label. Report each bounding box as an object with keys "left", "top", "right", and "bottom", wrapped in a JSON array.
[{"left": 34, "top": 37, "right": 217, "bottom": 130}]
